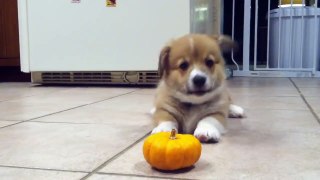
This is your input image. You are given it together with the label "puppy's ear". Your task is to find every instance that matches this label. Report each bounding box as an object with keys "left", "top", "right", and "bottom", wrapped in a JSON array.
[
  {"left": 210, "top": 35, "right": 238, "bottom": 53},
  {"left": 158, "top": 46, "right": 171, "bottom": 78}
]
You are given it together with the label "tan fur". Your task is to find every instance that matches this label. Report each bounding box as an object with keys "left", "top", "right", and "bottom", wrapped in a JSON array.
[{"left": 153, "top": 34, "right": 233, "bottom": 134}]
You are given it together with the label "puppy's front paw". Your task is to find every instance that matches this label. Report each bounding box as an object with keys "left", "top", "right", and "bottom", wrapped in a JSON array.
[
  {"left": 151, "top": 121, "right": 178, "bottom": 134},
  {"left": 194, "top": 125, "right": 221, "bottom": 143},
  {"left": 229, "top": 104, "right": 245, "bottom": 118}
]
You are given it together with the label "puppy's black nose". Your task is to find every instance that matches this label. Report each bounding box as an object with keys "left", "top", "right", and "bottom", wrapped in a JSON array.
[{"left": 193, "top": 75, "right": 206, "bottom": 87}]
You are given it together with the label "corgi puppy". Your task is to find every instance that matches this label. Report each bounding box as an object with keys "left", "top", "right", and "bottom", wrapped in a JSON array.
[{"left": 151, "top": 34, "right": 244, "bottom": 143}]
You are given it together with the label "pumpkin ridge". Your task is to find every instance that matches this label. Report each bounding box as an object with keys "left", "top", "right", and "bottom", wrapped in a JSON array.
[
  {"left": 145, "top": 137, "right": 155, "bottom": 164},
  {"left": 166, "top": 137, "right": 183, "bottom": 170},
  {"left": 181, "top": 137, "right": 190, "bottom": 168},
  {"left": 152, "top": 134, "right": 170, "bottom": 169},
  {"left": 143, "top": 133, "right": 159, "bottom": 164},
  {"left": 179, "top": 138, "right": 187, "bottom": 169}
]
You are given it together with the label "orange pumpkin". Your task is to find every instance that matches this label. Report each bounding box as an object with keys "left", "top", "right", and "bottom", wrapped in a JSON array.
[{"left": 143, "top": 129, "right": 202, "bottom": 171}]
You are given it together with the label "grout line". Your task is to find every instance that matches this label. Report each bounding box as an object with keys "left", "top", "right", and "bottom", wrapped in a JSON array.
[
  {"left": 95, "top": 172, "right": 199, "bottom": 180},
  {"left": 0, "top": 164, "right": 89, "bottom": 174},
  {"left": 0, "top": 120, "right": 21, "bottom": 122},
  {"left": 0, "top": 90, "right": 137, "bottom": 130},
  {"left": 0, "top": 121, "right": 24, "bottom": 129},
  {"left": 80, "top": 132, "right": 151, "bottom": 180},
  {"left": 289, "top": 78, "right": 320, "bottom": 125}
]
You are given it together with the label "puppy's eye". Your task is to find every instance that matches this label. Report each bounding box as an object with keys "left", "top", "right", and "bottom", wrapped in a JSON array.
[
  {"left": 179, "top": 61, "right": 189, "bottom": 71},
  {"left": 205, "top": 58, "right": 215, "bottom": 68}
]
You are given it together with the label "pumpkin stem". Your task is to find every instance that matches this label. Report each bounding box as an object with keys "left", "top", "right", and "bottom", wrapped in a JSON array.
[{"left": 170, "top": 129, "right": 176, "bottom": 140}]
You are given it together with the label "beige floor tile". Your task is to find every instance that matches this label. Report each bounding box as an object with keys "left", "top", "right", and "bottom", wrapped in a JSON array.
[
  {"left": 0, "top": 122, "right": 150, "bottom": 172},
  {"left": 31, "top": 93, "right": 154, "bottom": 124},
  {"left": 233, "top": 96, "right": 308, "bottom": 110},
  {"left": 291, "top": 78, "right": 320, "bottom": 88},
  {"left": 0, "top": 167, "right": 86, "bottom": 180},
  {"left": 0, "top": 83, "right": 70, "bottom": 102},
  {"left": 299, "top": 88, "right": 320, "bottom": 97},
  {"left": 92, "top": 93, "right": 154, "bottom": 114},
  {"left": 88, "top": 174, "right": 157, "bottom": 180},
  {"left": 227, "top": 77, "right": 294, "bottom": 88},
  {"left": 228, "top": 87, "right": 299, "bottom": 97},
  {"left": 0, "top": 121, "right": 20, "bottom": 128},
  {"left": 32, "top": 102, "right": 152, "bottom": 125},
  {"left": 134, "top": 88, "right": 156, "bottom": 95},
  {"left": 100, "top": 130, "right": 320, "bottom": 180},
  {"left": 0, "top": 87, "right": 137, "bottom": 121},
  {"left": 228, "top": 109, "right": 320, "bottom": 133}
]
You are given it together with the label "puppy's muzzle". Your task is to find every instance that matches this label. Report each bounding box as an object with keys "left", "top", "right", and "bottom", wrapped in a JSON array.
[
  {"left": 187, "top": 69, "right": 212, "bottom": 96},
  {"left": 193, "top": 75, "right": 207, "bottom": 88}
]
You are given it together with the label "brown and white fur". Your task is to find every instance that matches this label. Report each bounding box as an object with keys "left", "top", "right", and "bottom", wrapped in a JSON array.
[{"left": 151, "top": 34, "right": 244, "bottom": 143}]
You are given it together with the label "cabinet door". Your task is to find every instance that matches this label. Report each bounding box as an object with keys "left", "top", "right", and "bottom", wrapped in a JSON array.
[
  {"left": 0, "top": 0, "right": 20, "bottom": 66},
  {"left": 0, "top": 0, "right": 6, "bottom": 58}
]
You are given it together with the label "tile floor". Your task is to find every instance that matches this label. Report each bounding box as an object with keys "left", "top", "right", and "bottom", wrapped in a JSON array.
[{"left": 0, "top": 77, "right": 319, "bottom": 180}]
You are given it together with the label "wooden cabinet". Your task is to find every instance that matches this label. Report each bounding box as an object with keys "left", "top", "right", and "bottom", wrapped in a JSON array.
[{"left": 0, "top": 0, "right": 20, "bottom": 66}]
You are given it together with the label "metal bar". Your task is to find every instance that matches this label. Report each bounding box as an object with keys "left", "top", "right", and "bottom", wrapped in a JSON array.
[
  {"left": 231, "top": 0, "right": 240, "bottom": 70},
  {"left": 313, "top": 0, "right": 319, "bottom": 74},
  {"left": 190, "top": 0, "right": 195, "bottom": 33},
  {"left": 289, "top": 0, "right": 294, "bottom": 68},
  {"left": 242, "top": 0, "right": 251, "bottom": 71},
  {"left": 254, "top": 67, "right": 313, "bottom": 71},
  {"left": 253, "top": 0, "right": 258, "bottom": 70},
  {"left": 278, "top": 0, "right": 283, "bottom": 68},
  {"left": 300, "top": 0, "right": 305, "bottom": 68},
  {"left": 266, "top": 0, "right": 271, "bottom": 68},
  {"left": 233, "top": 70, "right": 316, "bottom": 78},
  {"left": 220, "top": 0, "right": 224, "bottom": 33}
]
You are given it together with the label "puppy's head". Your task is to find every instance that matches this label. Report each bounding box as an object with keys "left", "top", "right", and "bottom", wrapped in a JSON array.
[{"left": 158, "top": 34, "right": 234, "bottom": 104}]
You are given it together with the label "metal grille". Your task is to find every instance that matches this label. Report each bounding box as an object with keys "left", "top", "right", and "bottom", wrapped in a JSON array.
[
  {"left": 232, "top": 0, "right": 320, "bottom": 77},
  {"left": 35, "top": 71, "right": 160, "bottom": 85}
]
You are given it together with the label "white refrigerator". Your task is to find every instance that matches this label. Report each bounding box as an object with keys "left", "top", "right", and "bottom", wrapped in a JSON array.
[{"left": 18, "top": 0, "right": 221, "bottom": 84}]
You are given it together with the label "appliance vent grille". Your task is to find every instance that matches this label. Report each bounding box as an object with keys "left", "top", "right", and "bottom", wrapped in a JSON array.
[{"left": 39, "top": 71, "right": 159, "bottom": 85}]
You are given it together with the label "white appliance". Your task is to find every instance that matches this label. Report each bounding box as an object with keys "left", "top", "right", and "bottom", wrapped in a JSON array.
[{"left": 18, "top": 0, "right": 221, "bottom": 84}]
